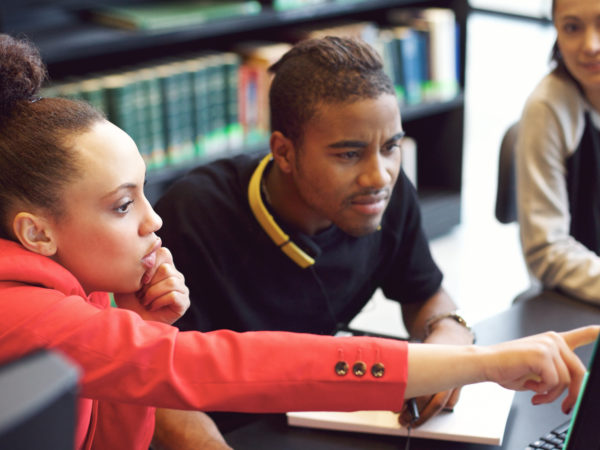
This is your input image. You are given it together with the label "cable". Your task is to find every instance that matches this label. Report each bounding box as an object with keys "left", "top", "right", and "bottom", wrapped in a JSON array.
[{"left": 404, "top": 425, "right": 412, "bottom": 450}]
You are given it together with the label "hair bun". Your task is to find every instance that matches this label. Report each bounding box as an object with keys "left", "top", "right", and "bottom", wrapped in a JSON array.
[{"left": 0, "top": 34, "right": 47, "bottom": 116}]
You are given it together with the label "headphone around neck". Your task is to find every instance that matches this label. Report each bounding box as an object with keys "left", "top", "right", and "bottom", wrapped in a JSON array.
[{"left": 247, "top": 154, "right": 315, "bottom": 269}]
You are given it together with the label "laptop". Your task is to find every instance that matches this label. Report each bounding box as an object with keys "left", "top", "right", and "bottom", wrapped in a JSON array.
[{"left": 526, "top": 334, "right": 600, "bottom": 449}]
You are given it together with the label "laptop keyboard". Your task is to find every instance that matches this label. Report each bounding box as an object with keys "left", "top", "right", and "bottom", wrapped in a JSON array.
[{"left": 525, "top": 420, "right": 570, "bottom": 449}]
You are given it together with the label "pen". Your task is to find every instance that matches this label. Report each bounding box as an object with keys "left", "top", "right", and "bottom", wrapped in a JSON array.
[{"left": 408, "top": 398, "right": 420, "bottom": 424}]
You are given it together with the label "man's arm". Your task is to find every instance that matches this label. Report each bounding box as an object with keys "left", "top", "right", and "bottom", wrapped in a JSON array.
[
  {"left": 401, "top": 287, "right": 474, "bottom": 345},
  {"left": 399, "top": 287, "right": 474, "bottom": 426},
  {"left": 152, "top": 409, "right": 232, "bottom": 450}
]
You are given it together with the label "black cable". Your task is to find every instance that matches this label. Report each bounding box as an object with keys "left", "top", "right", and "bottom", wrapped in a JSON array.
[{"left": 404, "top": 425, "right": 412, "bottom": 450}]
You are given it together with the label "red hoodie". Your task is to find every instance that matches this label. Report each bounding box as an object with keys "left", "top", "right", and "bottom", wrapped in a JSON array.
[{"left": 0, "top": 239, "right": 407, "bottom": 449}]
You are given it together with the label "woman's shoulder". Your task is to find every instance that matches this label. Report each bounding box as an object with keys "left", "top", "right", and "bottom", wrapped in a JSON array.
[
  {"left": 521, "top": 71, "right": 588, "bottom": 151},
  {"left": 526, "top": 71, "right": 584, "bottom": 114}
]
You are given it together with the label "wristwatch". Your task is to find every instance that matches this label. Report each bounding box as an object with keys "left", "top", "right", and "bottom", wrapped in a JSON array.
[{"left": 424, "top": 311, "right": 475, "bottom": 343}]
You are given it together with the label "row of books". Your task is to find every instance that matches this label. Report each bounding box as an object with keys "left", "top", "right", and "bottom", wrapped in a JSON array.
[
  {"left": 383, "top": 8, "right": 460, "bottom": 104},
  {"left": 88, "top": 1, "right": 263, "bottom": 31},
  {"left": 274, "top": 8, "right": 460, "bottom": 104},
  {"left": 43, "top": 52, "right": 246, "bottom": 170},
  {"left": 272, "top": 0, "right": 367, "bottom": 10},
  {"left": 86, "top": 0, "right": 407, "bottom": 31},
  {"left": 44, "top": 7, "right": 459, "bottom": 172}
]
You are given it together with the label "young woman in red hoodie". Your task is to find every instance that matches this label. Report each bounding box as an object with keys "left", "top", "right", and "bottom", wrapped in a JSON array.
[{"left": 0, "top": 34, "right": 596, "bottom": 450}]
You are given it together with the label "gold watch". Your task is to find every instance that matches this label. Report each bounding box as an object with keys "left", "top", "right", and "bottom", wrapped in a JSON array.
[{"left": 424, "top": 311, "right": 475, "bottom": 342}]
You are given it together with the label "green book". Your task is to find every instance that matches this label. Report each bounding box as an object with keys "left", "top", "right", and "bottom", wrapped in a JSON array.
[
  {"left": 156, "top": 62, "right": 195, "bottom": 165},
  {"left": 204, "top": 54, "right": 228, "bottom": 157},
  {"left": 171, "top": 60, "right": 199, "bottom": 163},
  {"left": 137, "top": 67, "right": 167, "bottom": 170},
  {"left": 273, "top": 0, "right": 326, "bottom": 11},
  {"left": 222, "top": 52, "right": 244, "bottom": 152},
  {"left": 103, "top": 73, "right": 139, "bottom": 148},
  {"left": 104, "top": 71, "right": 161, "bottom": 168},
  {"left": 79, "top": 75, "right": 107, "bottom": 113},
  {"left": 105, "top": 66, "right": 167, "bottom": 171},
  {"left": 90, "top": 1, "right": 261, "bottom": 31},
  {"left": 126, "top": 69, "right": 153, "bottom": 169},
  {"left": 184, "top": 55, "right": 210, "bottom": 158}
]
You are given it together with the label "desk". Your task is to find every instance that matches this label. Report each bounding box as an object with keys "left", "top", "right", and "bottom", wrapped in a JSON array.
[{"left": 224, "top": 291, "right": 600, "bottom": 449}]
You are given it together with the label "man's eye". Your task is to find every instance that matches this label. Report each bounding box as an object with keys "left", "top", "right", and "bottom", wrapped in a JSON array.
[
  {"left": 563, "top": 23, "right": 580, "bottom": 33},
  {"left": 383, "top": 143, "right": 401, "bottom": 153},
  {"left": 338, "top": 151, "right": 359, "bottom": 159}
]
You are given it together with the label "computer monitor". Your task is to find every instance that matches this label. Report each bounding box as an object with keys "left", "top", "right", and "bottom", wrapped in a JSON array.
[{"left": 0, "top": 350, "right": 80, "bottom": 450}]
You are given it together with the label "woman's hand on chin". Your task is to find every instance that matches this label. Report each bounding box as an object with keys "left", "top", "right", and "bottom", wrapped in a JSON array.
[{"left": 114, "top": 247, "right": 190, "bottom": 325}]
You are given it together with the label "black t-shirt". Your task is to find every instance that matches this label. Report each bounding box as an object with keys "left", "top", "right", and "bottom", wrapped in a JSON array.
[{"left": 155, "top": 152, "right": 443, "bottom": 335}]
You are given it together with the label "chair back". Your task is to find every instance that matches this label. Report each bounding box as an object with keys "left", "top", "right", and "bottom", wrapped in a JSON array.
[{"left": 495, "top": 122, "right": 520, "bottom": 224}]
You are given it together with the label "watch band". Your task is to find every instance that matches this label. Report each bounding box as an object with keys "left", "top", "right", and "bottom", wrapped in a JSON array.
[{"left": 424, "top": 311, "right": 475, "bottom": 342}]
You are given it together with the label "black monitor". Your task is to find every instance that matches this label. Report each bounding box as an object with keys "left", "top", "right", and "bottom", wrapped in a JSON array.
[{"left": 0, "top": 350, "right": 80, "bottom": 450}]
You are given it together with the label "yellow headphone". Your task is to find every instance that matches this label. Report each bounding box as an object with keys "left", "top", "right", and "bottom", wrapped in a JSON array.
[{"left": 248, "top": 154, "right": 315, "bottom": 268}]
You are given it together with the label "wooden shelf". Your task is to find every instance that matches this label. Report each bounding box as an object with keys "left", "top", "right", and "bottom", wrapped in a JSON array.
[
  {"left": 143, "top": 92, "right": 464, "bottom": 204},
  {"left": 9, "top": 0, "right": 438, "bottom": 66},
  {"left": 2, "top": 0, "right": 469, "bottom": 238},
  {"left": 401, "top": 92, "right": 464, "bottom": 121},
  {"left": 4, "top": 0, "right": 467, "bottom": 79}
]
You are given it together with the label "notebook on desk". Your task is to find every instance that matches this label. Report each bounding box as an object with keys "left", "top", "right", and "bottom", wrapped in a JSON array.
[
  {"left": 287, "top": 327, "right": 514, "bottom": 445},
  {"left": 526, "top": 335, "right": 600, "bottom": 450},
  {"left": 287, "top": 382, "right": 515, "bottom": 445}
]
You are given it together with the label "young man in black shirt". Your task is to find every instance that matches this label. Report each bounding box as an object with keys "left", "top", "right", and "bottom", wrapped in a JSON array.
[{"left": 154, "top": 36, "right": 474, "bottom": 448}]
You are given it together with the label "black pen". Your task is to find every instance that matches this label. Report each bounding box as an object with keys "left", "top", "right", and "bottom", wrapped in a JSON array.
[{"left": 408, "top": 398, "right": 420, "bottom": 424}]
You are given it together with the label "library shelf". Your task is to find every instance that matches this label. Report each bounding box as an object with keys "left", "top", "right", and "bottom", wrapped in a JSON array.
[{"left": 1, "top": 0, "right": 469, "bottom": 239}]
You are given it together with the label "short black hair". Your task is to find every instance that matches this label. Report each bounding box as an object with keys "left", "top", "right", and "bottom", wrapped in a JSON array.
[{"left": 268, "top": 36, "right": 395, "bottom": 145}]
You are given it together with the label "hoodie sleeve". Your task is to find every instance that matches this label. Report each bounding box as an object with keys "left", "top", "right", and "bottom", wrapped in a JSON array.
[{"left": 0, "top": 282, "right": 408, "bottom": 414}]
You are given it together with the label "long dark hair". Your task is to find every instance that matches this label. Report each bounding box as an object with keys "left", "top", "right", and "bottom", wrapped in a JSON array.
[{"left": 550, "top": 0, "right": 575, "bottom": 82}]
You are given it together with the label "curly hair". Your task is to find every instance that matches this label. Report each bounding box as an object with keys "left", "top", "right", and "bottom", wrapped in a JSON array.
[
  {"left": 0, "top": 34, "right": 104, "bottom": 239},
  {"left": 268, "top": 36, "right": 395, "bottom": 145}
]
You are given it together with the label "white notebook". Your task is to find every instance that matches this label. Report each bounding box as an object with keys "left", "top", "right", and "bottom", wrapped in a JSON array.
[{"left": 287, "top": 382, "right": 515, "bottom": 446}]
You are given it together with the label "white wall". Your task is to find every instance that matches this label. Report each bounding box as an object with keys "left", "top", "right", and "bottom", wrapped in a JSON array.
[{"left": 469, "top": 0, "right": 552, "bottom": 20}]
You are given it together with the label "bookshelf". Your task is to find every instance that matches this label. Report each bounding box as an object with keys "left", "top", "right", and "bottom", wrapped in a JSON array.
[{"left": 1, "top": 0, "right": 469, "bottom": 239}]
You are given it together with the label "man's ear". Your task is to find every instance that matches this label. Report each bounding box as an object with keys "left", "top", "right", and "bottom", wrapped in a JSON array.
[
  {"left": 270, "top": 131, "right": 296, "bottom": 174},
  {"left": 12, "top": 212, "right": 57, "bottom": 256}
]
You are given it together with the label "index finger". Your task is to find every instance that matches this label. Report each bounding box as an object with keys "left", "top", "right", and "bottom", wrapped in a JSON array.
[
  {"left": 142, "top": 247, "right": 174, "bottom": 286},
  {"left": 561, "top": 325, "right": 600, "bottom": 350},
  {"left": 155, "top": 246, "right": 174, "bottom": 267}
]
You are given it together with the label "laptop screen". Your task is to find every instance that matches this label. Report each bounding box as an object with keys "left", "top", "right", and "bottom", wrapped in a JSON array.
[{"left": 565, "top": 335, "right": 600, "bottom": 449}]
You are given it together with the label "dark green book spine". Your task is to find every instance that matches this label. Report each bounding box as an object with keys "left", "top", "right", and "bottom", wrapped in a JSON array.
[
  {"left": 79, "top": 76, "right": 107, "bottom": 114},
  {"left": 104, "top": 74, "right": 139, "bottom": 153},
  {"left": 123, "top": 70, "right": 152, "bottom": 169},
  {"left": 157, "top": 63, "right": 180, "bottom": 165},
  {"left": 157, "top": 62, "right": 195, "bottom": 165},
  {"left": 186, "top": 55, "right": 209, "bottom": 158},
  {"left": 172, "top": 60, "right": 197, "bottom": 163},
  {"left": 222, "top": 52, "right": 244, "bottom": 151},
  {"left": 138, "top": 68, "right": 167, "bottom": 170},
  {"left": 204, "top": 54, "right": 228, "bottom": 156}
]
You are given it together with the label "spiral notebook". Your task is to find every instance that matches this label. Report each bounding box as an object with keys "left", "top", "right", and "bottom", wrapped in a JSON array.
[{"left": 287, "top": 382, "right": 515, "bottom": 445}]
